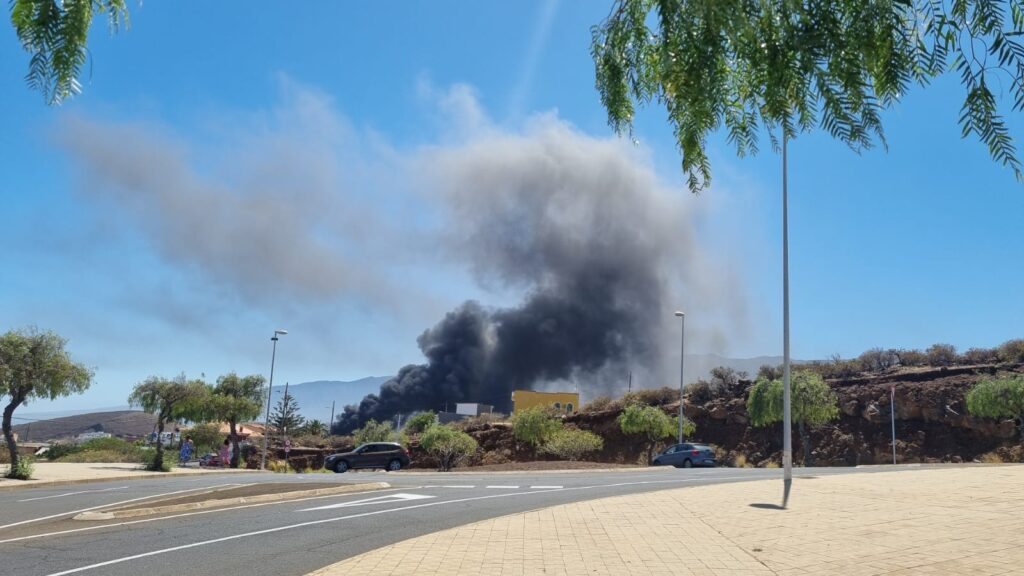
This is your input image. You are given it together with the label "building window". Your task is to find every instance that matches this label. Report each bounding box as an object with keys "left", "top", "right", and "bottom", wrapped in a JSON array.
[
  {"left": 553, "top": 402, "right": 561, "bottom": 409},
  {"left": 566, "top": 403, "right": 573, "bottom": 412}
]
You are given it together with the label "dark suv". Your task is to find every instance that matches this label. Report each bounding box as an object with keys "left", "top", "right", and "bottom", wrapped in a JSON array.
[
  {"left": 325, "top": 442, "right": 410, "bottom": 473},
  {"left": 651, "top": 443, "right": 717, "bottom": 468}
]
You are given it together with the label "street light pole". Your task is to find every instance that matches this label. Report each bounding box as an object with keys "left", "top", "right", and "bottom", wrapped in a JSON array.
[
  {"left": 675, "top": 311, "right": 686, "bottom": 443},
  {"left": 329, "top": 400, "right": 335, "bottom": 436},
  {"left": 782, "top": 136, "right": 793, "bottom": 508},
  {"left": 260, "top": 329, "right": 287, "bottom": 471},
  {"left": 891, "top": 385, "right": 897, "bottom": 465}
]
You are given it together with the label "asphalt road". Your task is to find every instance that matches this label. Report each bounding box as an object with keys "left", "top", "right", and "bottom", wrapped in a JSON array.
[{"left": 0, "top": 465, "right": 922, "bottom": 576}]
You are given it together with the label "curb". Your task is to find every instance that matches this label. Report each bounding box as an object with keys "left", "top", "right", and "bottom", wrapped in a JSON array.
[
  {"left": 0, "top": 468, "right": 268, "bottom": 492},
  {"left": 73, "top": 481, "right": 391, "bottom": 520}
]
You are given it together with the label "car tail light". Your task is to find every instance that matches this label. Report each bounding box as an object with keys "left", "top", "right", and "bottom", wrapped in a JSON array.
[{"left": 691, "top": 450, "right": 699, "bottom": 455}]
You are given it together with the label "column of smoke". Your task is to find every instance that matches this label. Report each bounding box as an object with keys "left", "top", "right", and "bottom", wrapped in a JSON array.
[{"left": 336, "top": 125, "right": 698, "bottom": 433}]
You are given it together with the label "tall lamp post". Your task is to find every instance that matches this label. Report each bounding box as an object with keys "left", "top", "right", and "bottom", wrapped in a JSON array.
[
  {"left": 328, "top": 400, "right": 336, "bottom": 437},
  {"left": 260, "top": 329, "right": 287, "bottom": 471},
  {"left": 782, "top": 137, "right": 793, "bottom": 508},
  {"left": 674, "top": 311, "right": 686, "bottom": 443}
]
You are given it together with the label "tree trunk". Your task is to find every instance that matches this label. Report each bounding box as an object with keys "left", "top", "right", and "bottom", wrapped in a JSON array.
[
  {"left": 229, "top": 420, "right": 240, "bottom": 468},
  {"left": 798, "top": 419, "right": 812, "bottom": 466},
  {"left": 3, "top": 395, "right": 25, "bottom": 477},
  {"left": 153, "top": 418, "right": 165, "bottom": 471},
  {"left": 1019, "top": 413, "right": 1024, "bottom": 443}
]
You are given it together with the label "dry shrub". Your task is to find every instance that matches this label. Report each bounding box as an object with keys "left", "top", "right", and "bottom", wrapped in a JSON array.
[
  {"left": 685, "top": 380, "right": 718, "bottom": 404},
  {"left": 581, "top": 395, "right": 614, "bottom": 413},
  {"left": 961, "top": 347, "right": 1000, "bottom": 365},
  {"left": 453, "top": 412, "right": 507, "bottom": 430},
  {"left": 731, "top": 453, "right": 752, "bottom": 468},
  {"left": 998, "top": 339, "right": 1024, "bottom": 363},
  {"left": 898, "top": 349, "right": 927, "bottom": 366},
  {"left": 763, "top": 461, "right": 780, "bottom": 469},
  {"left": 977, "top": 451, "right": 1005, "bottom": 464},
  {"left": 631, "top": 386, "right": 680, "bottom": 406},
  {"left": 926, "top": 343, "right": 957, "bottom": 366}
]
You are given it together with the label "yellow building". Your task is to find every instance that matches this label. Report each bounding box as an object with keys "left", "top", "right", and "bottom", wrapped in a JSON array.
[{"left": 511, "top": 390, "right": 580, "bottom": 415}]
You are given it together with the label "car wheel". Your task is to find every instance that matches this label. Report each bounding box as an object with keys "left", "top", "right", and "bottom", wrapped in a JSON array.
[
  {"left": 386, "top": 459, "right": 402, "bottom": 472},
  {"left": 682, "top": 459, "right": 693, "bottom": 469},
  {"left": 333, "top": 460, "right": 349, "bottom": 473}
]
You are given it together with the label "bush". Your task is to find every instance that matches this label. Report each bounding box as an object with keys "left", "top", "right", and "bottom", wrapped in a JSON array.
[
  {"left": 452, "top": 412, "right": 507, "bottom": 430},
  {"left": 617, "top": 402, "right": 684, "bottom": 463},
  {"left": 857, "top": 348, "right": 899, "bottom": 372},
  {"left": 632, "top": 386, "right": 681, "bottom": 406},
  {"left": 998, "top": 339, "right": 1024, "bottom": 364},
  {"left": 46, "top": 442, "right": 82, "bottom": 461},
  {"left": 403, "top": 411, "right": 438, "bottom": 434},
  {"left": 420, "top": 424, "right": 478, "bottom": 471},
  {"left": 966, "top": 376, "right": 1024, "bottom": 440},
  {"left": 353, "top": 420, "right": 397, "bottom": 445},
  {"left": 141, "top": 449, "right": 172, "bottom": 472},
  {"left": 186, "top": 423, "right": 223, "bottom": 454},
  {"left": 709, "top": 366, "right": 745, "bottom": 388},
  {"left": 539, "top": 428, "right": 604, "bottom": 461},
  {"left": 926, "top": 343, "right": 957, "bottom": 367},
  {"left": 511, "top": 406, "right": 563, "bottom": 448},
  {"left": 57, "top": 449, "right": 142, "bottom": 463},
  {"left": 756, "top": 364, "right": 783, "bottom": 381},
  {"left": 581, "top": 395, "right": 614, "bottom": 413},
  {"left": 685, "top": 380, "right": 719, "bottom": 404},
  {"left": 961, "top": 347, "right": 999, "bottom": 365},
  {"left": 897, "top": 349, "right": 927, "bottom": 367},
  {"left": 5, "top": 455, "right": 34, "bottom": 480}
]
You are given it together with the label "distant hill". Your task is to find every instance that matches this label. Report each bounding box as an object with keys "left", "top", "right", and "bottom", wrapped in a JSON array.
[
  {"left": 11, "top": 410, "right": 163, "bottom": 442},
  {"left": 270, "top": 376, "right": 392, "bottom": 423}
]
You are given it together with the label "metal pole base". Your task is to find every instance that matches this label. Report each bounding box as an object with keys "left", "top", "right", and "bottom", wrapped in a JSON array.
[{"left": 782, "top": 478, "right": 793, "bottom": 509}]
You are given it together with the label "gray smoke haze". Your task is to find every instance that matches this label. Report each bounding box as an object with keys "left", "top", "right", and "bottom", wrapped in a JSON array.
[
  {"left": 55, "top": 82, "right": 746, "bottom": 432},
  {"left": 336, "top": 117, "right": 729, "bottom": 431}
]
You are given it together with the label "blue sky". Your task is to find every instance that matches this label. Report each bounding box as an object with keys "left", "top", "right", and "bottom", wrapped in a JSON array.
[{"left": 2, "top": 1, "right": 1022, "bottom": 413}]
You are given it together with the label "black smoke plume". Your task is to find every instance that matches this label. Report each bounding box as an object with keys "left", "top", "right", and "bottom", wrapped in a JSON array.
[{"left": 336, "top": 121, "right": 702, "bottom": 433}]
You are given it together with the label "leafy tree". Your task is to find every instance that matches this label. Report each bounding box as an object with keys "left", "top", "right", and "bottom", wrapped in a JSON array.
[
  {"left": 128, "top": 375, "right": 208, "bottom": 471},
  {"left": 209, "top": 373, "right": 265, "bottom": 467},
  {"left": 353, "top": 419, "right": 395, "bottom": 445},
  {"left": 967, "top": 376, "right": 1024, "bottom": 441},
  {"left": 617, "top": 402, "right": 695, "bottom": 463},
  {"left": 592, "top": 0, "right": 1024, "bottom": 193},
  {"left": 746, "top": 371, "right": 839, "bottom": 465},
  {"left": 419, "top": 424, "right": 478, "bottom": 471},
  {"left": 511, "top": 406, "right": 563, "bottom": 449},
  {"left": 540, "top": 428, "right": 605, "bottom": 461},
  {"left": 270, "top": 392, "right": 304, "bottom": 436},
  {"left": 0, "top": 328, "right": 92, "bottom": 479},
  {"left": 10, "top": 0, "right": 130, "bottom": 104},
  {"left": 303, "top": 419, "right": 328, "bottom": 437},
  {"left": 187, "top": 423, "right": 222, "bottom": 456},
  {"left": 403, "top": 411, "right": 439, "bottom": 435}
]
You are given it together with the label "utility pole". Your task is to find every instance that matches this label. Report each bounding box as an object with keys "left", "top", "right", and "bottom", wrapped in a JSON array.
[
  {"left": 782, "top": 136, "right": 793, "bottom": 508},
  {"left": 674, "top": 311, "right": 686, "bottom": 443},
  {"left": 627, "top": 371, "right": 632, "bottom": 394},
  {"left": 260, "top": 329, "right": 287, "bottom": 471},
  {"left": 891, "top": 385, "right": 897, "bottom": 465},
  {"left": 329, "top": 400, "right": 335, "bottom": 436}
]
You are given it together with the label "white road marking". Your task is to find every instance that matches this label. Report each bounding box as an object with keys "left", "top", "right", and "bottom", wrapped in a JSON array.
[
  {"left": 17, "top": 486, "right": 129, "bottom": 503},
  {"left": 0, "top": 488, "right": 405, "bottom": 545},
  {"left": 485, "top": 485, "right": 519, "bottom": 489},
  {"left": 530, "top": 485, "right": 562, "bottom": 489},
  {"left": 41, "top": 477, "right": 748, "bottom": 576},
  {"left": 436, "top": 485, "right": 475, "bottom": 489},
  {"left": 298, "top": 493, "right": 433, "bottom": 512},
  {"left": 0, "top": 484, "right": 245, "bottom": 532}
]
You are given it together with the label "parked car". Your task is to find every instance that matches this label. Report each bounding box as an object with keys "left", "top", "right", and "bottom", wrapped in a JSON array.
[
  {"left": 651, "top": 443, "right": 717, "bottom": 468},
  {"left": 325, "top": 442, "right": 410, "bottom": 473}
]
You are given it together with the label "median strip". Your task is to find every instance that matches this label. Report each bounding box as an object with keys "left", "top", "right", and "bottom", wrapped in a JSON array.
[{"left": 73, "top": 482, "right": 390, "bottom": 520}]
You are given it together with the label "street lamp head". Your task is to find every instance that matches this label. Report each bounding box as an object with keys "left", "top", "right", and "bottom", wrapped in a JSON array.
[
  {"left": 274, "top": 329, "right": 288, "bottom": 335},
  {"left": 674, "top": 311, "right": 685, "bottom": 317}
]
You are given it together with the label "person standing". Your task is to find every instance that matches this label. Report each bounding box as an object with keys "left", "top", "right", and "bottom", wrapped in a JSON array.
[
  {"left": 179, "top": 436, "right": 194, "bottom": 467},
  {"left": 219, "top": 438, "right": 231, "bottom": 468}
]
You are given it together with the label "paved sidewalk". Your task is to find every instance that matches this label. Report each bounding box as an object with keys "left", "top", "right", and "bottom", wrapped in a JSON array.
[
  {"left": 0, "top": 462, "right": 259, "bottom": 490},
  {"left": 310, "top": 466, "right": 1024, "bottom": 576}
]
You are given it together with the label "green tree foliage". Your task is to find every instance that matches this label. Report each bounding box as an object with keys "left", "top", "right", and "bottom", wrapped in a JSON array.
[
  {"left": 419, "top": 424, "right": 478, "bottom": 471},
  {"left": 209, "top": 373, "right": 265, "bottom": 467},
  {"left": 403, "top": 411, "right": 439, "bottom": 435},
  {"left": 511, "top": 406, "right": 563, "bottom": 449},
  {"left": 0, "top": 328, "right": 92, "bottom": 479},
  {"left": 746, "top": 371, "right": 839, "bottom": 464},
  {"left": 187, "top": 423, "right": 222, "bottom": 456},
  {"left": 967, "top": 376, "right": 1024, "bottom": 440},
  {"left": 617, "top": 402, "right": 694, "bottom": 463},
  {"left": 270, "top": 392, "right": 305, "bottom": 436},
  {"left": 128, "top": 375, "right": 208, "bottom": 471},
  {"left": 10, "top": 0, "right": 129, "bottom": 104},
  {"left": 539, "top": 428, "right": 605, "bottom": 461},
  {"left": 303, "top": 419, "right": 327, "bottom": 437},
  {"left": 353, "top": 419, "right": 396, "bottom": 445},
  {"left": 592, "top": 0, "right": 1024, "bottom": 193}
]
